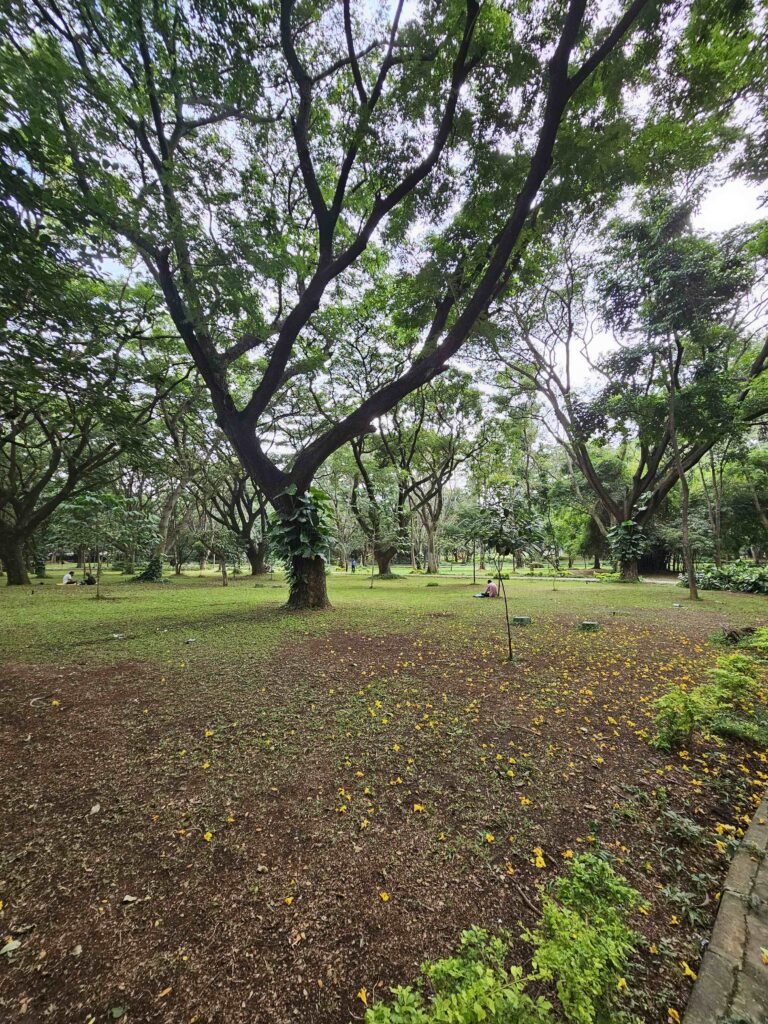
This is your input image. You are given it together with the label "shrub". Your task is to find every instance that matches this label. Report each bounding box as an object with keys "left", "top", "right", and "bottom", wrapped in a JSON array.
[
  {"left": 652, "top": 649, "right": 766, "bottom": 750},
  {"left": 679, "top": 562, "right": 768, "bottom": 594},
  {"left": 133, "top": 555, "right": 165, "bottom": 582},
  {"left": 527, "top": 855, "right": 641, "bottom": 1024},
  {"left": 364, "top": 856, "right": 641, "bottom": 1024}
]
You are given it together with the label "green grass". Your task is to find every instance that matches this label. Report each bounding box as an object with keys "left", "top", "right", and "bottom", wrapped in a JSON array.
[{"left": 3, "top": 563, "right": 764, "bottom": 671}]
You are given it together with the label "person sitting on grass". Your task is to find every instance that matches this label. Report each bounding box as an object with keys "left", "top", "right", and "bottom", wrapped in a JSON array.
[
  {"left": 81, "top": 571, "right": 96, "bottom": 586},
  {"left": 474, "top": 579, "right": 498, "bottom": 598},
  {"left": 63, "top": 570, "right": 77, "bottom": 584}
]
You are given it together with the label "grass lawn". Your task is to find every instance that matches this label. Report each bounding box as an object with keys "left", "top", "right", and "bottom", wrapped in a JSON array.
[{"left": 1, "top": 568, "right": 766, "bottom": 1023}]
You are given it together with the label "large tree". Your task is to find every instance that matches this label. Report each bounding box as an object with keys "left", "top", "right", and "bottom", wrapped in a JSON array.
[
  {"left": 0, "top": 277, "right": 183, "bottom": 584},
  {"left": 492, "top": 203, "right": 767, "bottom": 580},
  {"left": 5, "top": 0, "right": 735, "bottom": 606}
]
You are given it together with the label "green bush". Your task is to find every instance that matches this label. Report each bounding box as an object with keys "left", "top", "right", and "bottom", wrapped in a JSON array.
[
  {"left": 652, "top": 649, "right": 766, "bottom": 750},
  {"left": 679, "top": 562, "right": 768, "bottom": 594},
  {"left": 132, "top": 555, "right": 165, "bottom": 582},
  {"left": 363, "top": 856, "right": 640, "bottom": 1024},
  {"left": 526, "top": 855, "right": 641, "bottom": 1024}
]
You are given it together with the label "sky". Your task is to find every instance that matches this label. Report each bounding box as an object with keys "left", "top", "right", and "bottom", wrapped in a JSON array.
[{"left": 693, "top": 177, "right": 766, "bottom": 232}]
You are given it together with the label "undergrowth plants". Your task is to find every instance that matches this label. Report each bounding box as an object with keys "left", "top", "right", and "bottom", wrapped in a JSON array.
[
  {"left": 363, "top": 855, "right": 642, "bottom": 1024},
  {"left": 652, "top": 636, "right": 768, "bottom": 750}
]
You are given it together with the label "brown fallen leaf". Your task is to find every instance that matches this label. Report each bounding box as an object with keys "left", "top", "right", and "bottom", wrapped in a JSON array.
[{"left": 157, "top": 986, "right": 173, "bottom": 999}]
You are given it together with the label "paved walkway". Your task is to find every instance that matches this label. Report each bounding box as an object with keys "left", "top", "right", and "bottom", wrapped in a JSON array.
[{"left": 684, "top": 791, "right": 768, "bottom": 1024}]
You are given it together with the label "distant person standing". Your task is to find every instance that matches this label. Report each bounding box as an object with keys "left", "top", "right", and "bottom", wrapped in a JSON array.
[{"left": 350, "top": 556, "right": 357, "bottom": 574}]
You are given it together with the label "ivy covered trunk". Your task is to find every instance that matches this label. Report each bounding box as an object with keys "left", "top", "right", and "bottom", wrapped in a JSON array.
[
  {"left": 287, "top": 555, "right": 330, "bottom": 609},
  {"left": 619, "top": 558, "right": 639, "bottom": 582},
  {"left": 0, "top": 532, "right": 30, "bottom": 586},
  {"left": 271, "top": 488, "right": 333, "bottom": 611}
]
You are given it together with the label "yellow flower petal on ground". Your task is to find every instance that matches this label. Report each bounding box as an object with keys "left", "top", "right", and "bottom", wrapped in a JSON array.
[
  {"left": 284, "top": 896, "right": 294, "bottom": 905},
  {"left": 413, "top": 804, "right": 425, "bottom": 813},
  {"left": 681, "top": 961, "right": 697, "bottom": 980},
  {"left": 533, "top": 847, "right": 546, "bottom": 868},
  {"left": 379, "top": 891, "right": 390, "bottom": 902},
  {"left": 357, "top": 988, "right": 368, "bottom": 1006},
  {"left": 561, "top": 849, "right": 574, "bottom": 859},
  {"left": 203, "top": 831, "right": 213, "bottom": 842},
  {"left": 760, "top": 947, "right": 768, "bottom": 966},
  {"left": 485, "top": 833, "right": 495, "bottom": 843},
  {"left": 667, "top": 1009, "right": 681, "bottom": 1023},
  {"left": 616, "top": 978, "right": 628, "bottom": 992}
]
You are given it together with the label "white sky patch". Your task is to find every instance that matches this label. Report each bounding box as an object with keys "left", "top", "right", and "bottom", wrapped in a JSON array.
[{"left": 693, "top": 177, "right": 765, "bottom": 232}]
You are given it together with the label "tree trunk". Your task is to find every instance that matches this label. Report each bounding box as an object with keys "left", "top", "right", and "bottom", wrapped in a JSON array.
[
  {"left": 424, "top": 526, "right": 439, "bottom": 574},
  {"left": 246, "top": 538, "right": 268, "bottom": 575},
  {"left": 154, "top": 482, "right": 185, "bottom": 557},
  {"left": 0, "top": 532, "right": 30, "bottom": 586},
  {"left": 619, "top": 558, "right": 639, "bottom": 582},
  {"left": 593, "top": 555, "right": 601, "bottom": 570},
  {"left": 287, "top": 555, "right": 331, "bottom": 610},
  {"left": 679, "top": 471, "right": 698, "bottom": 600},
  {"left": 221, "top": 561, "right": 228, "bottom": 587},
  {"left": 374, "top": 545, "right": 398, "bottom": 578}
]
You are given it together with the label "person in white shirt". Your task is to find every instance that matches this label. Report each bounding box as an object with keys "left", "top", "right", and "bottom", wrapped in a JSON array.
[{"left": 63, "top": 570, "right": 76, "bottom": 584}]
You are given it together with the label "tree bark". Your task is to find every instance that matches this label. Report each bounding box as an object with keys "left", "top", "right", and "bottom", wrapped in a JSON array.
[
  {"left": 0, "top": 532, "right": 30, "bottom": 586},
  {"left": 619, "top": 558, "right": 639, "bottom": 582},
  {"left": 287, "top": 555, "right": 331, "bottom": 610},
  {"left": 424, "top": 526, "right": 439, "bottom": 574},
  {"left": 374, "top": 545, "right": 398, "bottom": 578},
  {"left": 246, "top": 538, "right": 268, "bottom": 575}
]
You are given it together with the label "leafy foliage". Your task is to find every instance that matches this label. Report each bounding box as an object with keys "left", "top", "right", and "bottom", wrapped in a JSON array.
[
  {"left": 653, "top": 649, "right": 766, "bottom": 749},
  {"left": 365, "top": 855, "right": 641, "bottom": 1024},
  {"left": 607, "top": 521, "right": 648, "bottom": 567},
  {"left": 268, "top": 487, "right": 334, "bottom": 589},
  {"left": 679, "top": 562, "right": 768, "bottom": 594}
]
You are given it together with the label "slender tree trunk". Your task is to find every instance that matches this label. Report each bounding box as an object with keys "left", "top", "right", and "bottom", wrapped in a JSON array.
[
  {"left": 424, "top": 525, "right": 439, "bottom": 574},
  {"left": 246, "top": 537, "right": 268, "bottom": 575},
  {"left": 287, "top": 555, "right": 331, "bottom": 609},
  {"left": 667, "top": 347, "right": 698, "bottom": 600},
  {"left": 220, "top": 560, "right": 228, "bottom": 587},
  {"left": 154, "top": 482, "right": 185, "bottom": 557},
  {"left": 679, "top": 470, "right": 698, "bottom": 600},
  {"left": 0, "top": 531, "right": 30, "bottom": 586},
  {"left": 593, "top": 555, "right": 601, "bottom": 570}
]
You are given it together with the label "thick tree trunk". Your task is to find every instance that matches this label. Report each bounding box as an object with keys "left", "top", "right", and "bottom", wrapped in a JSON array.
[
  {"left": 287, "top": 555, "right": 331, "bottom": 610},
  {"left": 246, "top": 538, "right": 268, "bottom": 575},
  {"left": 0, "top": 532, "right": 30, "bottom": 586},
  {"left": 593, "top": 555, "right": 601, "bottom": 570},
  {"left": 374, "top": 545, "right": 398, "bottom": 578},
  {"left": 619, "top": 558, "right": 639, "bottom": 582}
]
